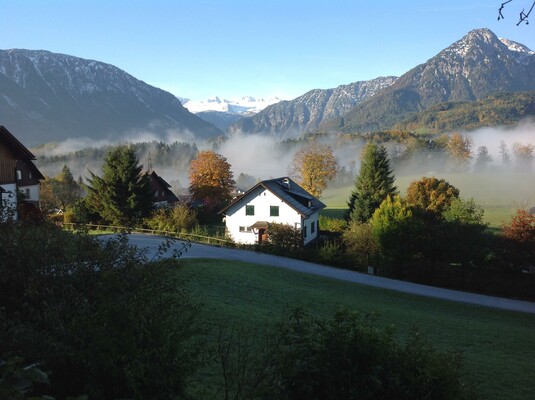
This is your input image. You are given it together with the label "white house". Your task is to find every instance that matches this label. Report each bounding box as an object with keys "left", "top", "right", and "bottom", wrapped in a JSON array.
[{"left": 220, "top": 177, "right": 326, "bottom": 246}]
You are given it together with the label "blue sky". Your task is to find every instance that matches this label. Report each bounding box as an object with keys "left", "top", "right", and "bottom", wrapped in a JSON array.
[{"left": 3, "top": 0, "right": 534, "bottom": 101}]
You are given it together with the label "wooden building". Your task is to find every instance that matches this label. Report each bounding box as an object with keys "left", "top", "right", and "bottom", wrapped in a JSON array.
[{"left": 0, "top": 126, "right": 44, "bottom": 219}]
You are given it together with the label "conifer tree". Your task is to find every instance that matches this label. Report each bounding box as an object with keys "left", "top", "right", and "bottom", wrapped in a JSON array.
[
  {"left": 347, "top": 143, "right": 397, "bottom": 223},
  {"left": 85, "top": 145, "right": 153, "bottom": 225}
]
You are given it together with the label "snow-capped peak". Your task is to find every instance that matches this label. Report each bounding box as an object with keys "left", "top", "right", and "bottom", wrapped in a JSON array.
[{"left": 183, "top": 96, "right": 281, "bottom": 115}]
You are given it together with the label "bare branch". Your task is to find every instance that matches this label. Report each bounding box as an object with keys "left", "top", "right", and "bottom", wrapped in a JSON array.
[{"left": 498, "top": 0, "right": 535, "bottom": 25}]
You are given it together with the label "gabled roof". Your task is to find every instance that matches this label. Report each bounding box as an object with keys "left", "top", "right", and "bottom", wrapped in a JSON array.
[
  {"left": 0, "top": 126, "right": 36, "bottom": 160},
  {"left": 220, "top": 177, "right": 326, "bottom": 217}
]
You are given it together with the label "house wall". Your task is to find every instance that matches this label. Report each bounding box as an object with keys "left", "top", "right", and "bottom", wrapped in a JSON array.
[
  {"left": 0, "top": 183, "right": 17, "bottom": 220},
  {"left": 302, "top": 212, "right": 320, "bottom": 246},
  {"left": 18, "top": 184, "right": 40, "bottom": 204},
  {"left": 225, "top": 187, "right": 304, "bottom": 244}
]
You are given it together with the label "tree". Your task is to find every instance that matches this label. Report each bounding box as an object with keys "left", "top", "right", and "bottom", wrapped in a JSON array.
[
  {"left": 369, "top": 195, "right": 416, "bottom": 262},
  {"left": 289, "top": 142, "right": 338, "bottom": 198},
  {"left": 501, "top": 209, "right": 535, "bottom": 267},
  {"left": 405, "top": 176, "right": 460, "bottom": 216},
  {"left": 40, "top": 166, "right": 81, "bottom": 214},
  {"left": 188, "top": 150, "right": 235, "bottom": 208},
  {"left": 447, "top": 133, "right": 473, "bottom": 169},
  {"left": 347, "top": 143, "right": 397, "bottom": 223},
  {"left": 474, "top": 145, "right": 492, "bottom": 171},
  {"left": 342, "top": 221, "right": 378, "bottom": 267},
  {"left": 512, "top": 142, "right": 534, "bottom": 170},
  {"left": 85, "top": 145, "right": 154, "bottom": 226},
  {"left": 499, "top": 140, "right": 512, "bottom": 166}
]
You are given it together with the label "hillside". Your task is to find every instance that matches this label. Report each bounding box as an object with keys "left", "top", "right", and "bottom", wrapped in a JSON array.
[
  {"left": 394, "top": 90, "right": 535, "bottom": 133},
  {"left": 0, "top": 49, "right": 222, "bottom": 145},
  {"left": 319, "top": 28, "right": 535, "bottom": 134}
]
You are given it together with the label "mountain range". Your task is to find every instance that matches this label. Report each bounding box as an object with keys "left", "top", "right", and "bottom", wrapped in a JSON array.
[
  {"left": 1, "top": 28, "right": 534, "bottom": 146},
  {"left": 228, "top": 28, "right": 535, "bottom": 138},
  {"left": 0, "top": 49, "right": 222, "bottom": 145}
]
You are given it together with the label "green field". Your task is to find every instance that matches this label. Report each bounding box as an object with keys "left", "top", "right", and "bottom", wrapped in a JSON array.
[
  {"left": 322, "top": 172, "right": 535, "bottom": 226},
  {"left": 178, "top": 259, "right": 535, "bottom": 400}
]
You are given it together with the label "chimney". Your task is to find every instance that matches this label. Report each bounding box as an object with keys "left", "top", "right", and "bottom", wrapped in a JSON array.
[{"left": 282, "top": 178, "right": 291, "bottom": 190}]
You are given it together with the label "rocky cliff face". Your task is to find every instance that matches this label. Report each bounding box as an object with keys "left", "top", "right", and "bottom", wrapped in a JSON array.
[
  {"left": 228, "top": 76, "right": 397, "bottom": 138},
  {"left": 0, "top": 49, "right": 222, "bottom": 145}
]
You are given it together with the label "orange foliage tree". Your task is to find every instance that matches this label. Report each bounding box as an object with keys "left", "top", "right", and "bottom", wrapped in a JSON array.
[{"left": 188, "top": 150, "right": 235, "bottom": 208}]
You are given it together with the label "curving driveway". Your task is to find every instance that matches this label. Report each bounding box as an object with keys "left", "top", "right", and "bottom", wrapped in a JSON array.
[{"left": 104, "top": 234, "right": 535, "bottom": 315}]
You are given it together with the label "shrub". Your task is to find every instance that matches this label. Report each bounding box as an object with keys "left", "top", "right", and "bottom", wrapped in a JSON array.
[
  {"left": 273, "top": 308, "right": 472, "bottom": 400},
  {"left": 319, "top": 215, "right": 346, "bottom": 233},
  {"left": 145, "top": 202, "right": 198, "bottom": 233},
  {"left": 342, "top": 221, "right": 378, "bottom": 267},
  {"left": 0, "top": 221, "right": 203, "bottom": 399},
  {"left": 267, "top": 222, "right": 303, "bottom": 250}
]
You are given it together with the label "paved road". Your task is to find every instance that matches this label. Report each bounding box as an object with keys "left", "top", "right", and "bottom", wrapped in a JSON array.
[{"left": 103, "top": 234, "right": 535, "bottom": 315}]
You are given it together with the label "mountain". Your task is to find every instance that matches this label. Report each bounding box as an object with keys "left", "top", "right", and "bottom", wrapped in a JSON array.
[
  {"left": 320, "top": 28, "right": 535, "bottom": 133},
  {"left": 0, "top": 49, "right": 222, "bottom": 145},
  {"left": 228, "top": 76, "right": 397, "bottom": 138},
  {"left": 183, "top": 96, "right": 281, "bottom": 131}
]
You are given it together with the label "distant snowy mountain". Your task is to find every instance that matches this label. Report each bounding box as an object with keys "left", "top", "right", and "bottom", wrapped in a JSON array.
[{"left": 183, "top": 96, "right": 281, "bottom": 115}]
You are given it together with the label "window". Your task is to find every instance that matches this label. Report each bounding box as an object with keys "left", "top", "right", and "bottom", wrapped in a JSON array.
[
  {"left": 16, "top": 170, "right": 22, "bottom": 180},
  {"left": 303, "top": 225, "right": 307, "bottom": 238},
  {"left": 29, "top": 172, "right": 33, "bottom": 179},
  {"left": 246, "top": 205, "right": 254, "bottom": 215},
  {"left": 270, "top": 205, "right": 279, "bottom": 217},
  {"left": 311, "top": 221, "right": 315, "bottom": 234},
  {"left": 25, "top": 188, "right": 31, "bottom": 199},
  {"left": 239, "top": 226, "right": 252, "bottom": 233}
]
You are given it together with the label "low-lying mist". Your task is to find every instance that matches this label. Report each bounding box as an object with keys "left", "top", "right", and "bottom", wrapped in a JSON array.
[{"left": 33, "top": 120, "right": 535, "bottom": 209}]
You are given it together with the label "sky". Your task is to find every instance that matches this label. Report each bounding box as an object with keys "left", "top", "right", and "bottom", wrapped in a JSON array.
[{"left": 2, "top": 0, "right": 535, "bottom": 102}]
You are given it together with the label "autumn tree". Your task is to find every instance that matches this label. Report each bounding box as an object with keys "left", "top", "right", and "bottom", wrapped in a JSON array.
[
  {"left": 512, "top": 142, "right": 534, "bottom": 170},
  {"left": 40, "top": 166, "right": 81, "bottom": 214},
  {"left": 188, "top": 150, "right": 235, "bottom": 210},
  {"left": 502, "top": 209, "right": 535, "bottom": 267},
  {"left": 347, "top": 143, "right": 397, "bottom": 223},
  {"left": 447, "top": 133, "right": 473, "bottom": 169},
  {"left": 85, "top": 145, "right": 154, "bottom": 226},
  {"left": 405, "top": 177, "right": 460, "bottom": 216},
  {"left": 289, "top": 142, "right": 338, "bottom": 198}
]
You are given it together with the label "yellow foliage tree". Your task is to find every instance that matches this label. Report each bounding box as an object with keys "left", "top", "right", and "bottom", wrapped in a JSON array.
[{"left": 290, "top": 143, "right": 338, "bottom": 198}]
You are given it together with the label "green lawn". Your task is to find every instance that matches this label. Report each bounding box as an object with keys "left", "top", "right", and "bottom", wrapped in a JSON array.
[
  {"left": 322, "top": 171, "right": 535, "bottom": 227},
  {"left": 177, "top": 258, "right": 535, "bottom": 400}
]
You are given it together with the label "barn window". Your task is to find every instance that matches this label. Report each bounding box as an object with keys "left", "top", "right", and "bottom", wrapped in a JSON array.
[
  {"left": 270, "top": 205, "right": 279, "bottom": 217},
  {"left": 16, "top": 170, "right": 22, "bottom": 180},
  {"left": 246, "top": 205, "right": 254, "bottom": 215},
  {"left": 311, "top": 221, "right": 315, "bottom": 234}
]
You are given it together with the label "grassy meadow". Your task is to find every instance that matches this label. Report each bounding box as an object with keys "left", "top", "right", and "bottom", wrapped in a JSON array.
[
  {"left": 177, "top": 259, "right": 535, "bottom": 400},
  {"left": 322, "top": 171, "right": 535, "bottom": 226}
]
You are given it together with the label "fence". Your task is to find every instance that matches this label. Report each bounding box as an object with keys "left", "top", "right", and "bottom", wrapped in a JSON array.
[{"left": 62, "top": 223, "right": 235, "bottom": 247}]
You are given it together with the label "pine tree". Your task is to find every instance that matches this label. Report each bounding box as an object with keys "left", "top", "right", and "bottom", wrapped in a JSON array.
[
  {"left": 85, "top": 145, "right": 154, "bottom": 226},
  {"left": 347, "top": 143, "right": 397, "bottom": 223}
]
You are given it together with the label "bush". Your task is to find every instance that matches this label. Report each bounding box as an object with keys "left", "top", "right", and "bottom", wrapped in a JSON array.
[
  {"left": 0, "top": 221, "right": 203, "bottom": 399},
  {"left": 342, "top": 221, "right": 378, "bottom": 267},
  {"left": 319, "top": 215, "right": 346, "bottom": 233},
  {"left": 272, "top": 308, "right": 472, "bottom": 400},
  {"left": 145, "top": 202, "right": 198, "bottom": 233},
  {"left": 266, "top": 222, "right": 303, "bottom": 250}
]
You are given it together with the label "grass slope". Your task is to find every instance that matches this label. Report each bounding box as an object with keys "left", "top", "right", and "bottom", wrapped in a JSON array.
[{"left": 177, "top": 259, "right": 535, "bottom": 400}]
